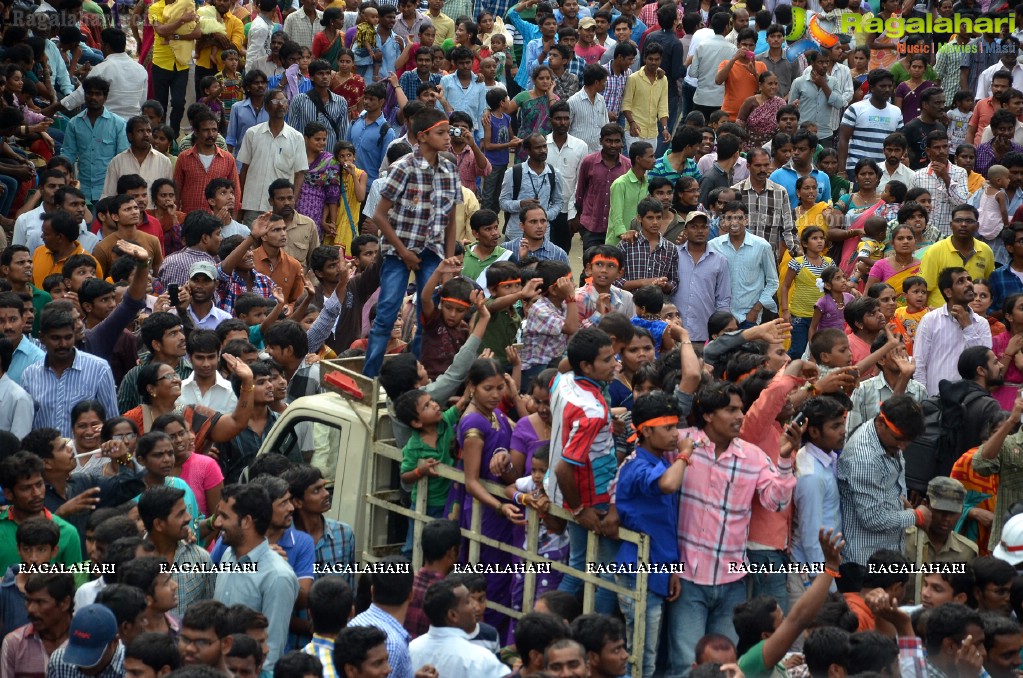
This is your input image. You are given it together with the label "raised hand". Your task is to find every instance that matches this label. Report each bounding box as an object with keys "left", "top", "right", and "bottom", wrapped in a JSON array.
[
  {"left": 223, "top": 353, "right": 253, "bottom": 383},
  {"left": 250, "top": 212, "right": 273, "bottom": 241},
  {"left": 115, "top": 239, "right": 150, "bottom": 261}
]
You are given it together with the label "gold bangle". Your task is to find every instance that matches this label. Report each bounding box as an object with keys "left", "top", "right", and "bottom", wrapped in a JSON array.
[{"left": 242, "top": 383, "right": 255, "bottom": 393}]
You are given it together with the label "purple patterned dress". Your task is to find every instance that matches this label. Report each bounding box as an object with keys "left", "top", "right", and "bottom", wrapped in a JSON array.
[
  {"left": 296, "top": 151, "right": 340, "bottom": 233},
  {"left": 456, "top": 409, "right": 517, "bottom": 636}
]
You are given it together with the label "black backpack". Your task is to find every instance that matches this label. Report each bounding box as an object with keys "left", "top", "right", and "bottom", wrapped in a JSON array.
[
  {"left": 504, "top": 162, "right": 556, "bottom": 229},
  {"left": 903, "top": 386, "right": 986, "bottom": 494}
]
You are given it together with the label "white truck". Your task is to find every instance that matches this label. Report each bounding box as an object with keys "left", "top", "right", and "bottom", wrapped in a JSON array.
[{"left": 254, "top": 357, "right": 652, "bottom": 677}]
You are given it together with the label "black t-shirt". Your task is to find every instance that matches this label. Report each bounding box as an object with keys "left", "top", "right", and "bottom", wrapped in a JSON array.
[{"left": 901, "top": 118, "right": 944, "bottom": 170}]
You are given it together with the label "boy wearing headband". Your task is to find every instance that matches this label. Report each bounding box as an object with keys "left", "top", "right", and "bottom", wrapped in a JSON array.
[
  {"left": 366, "top": 107, "right": 462, "bottom": 378},
  {"left": 613, "top": 390, "right": 690, "bottom": 678},
  {"left": 420, "top": 257, "right": 476, "bottom": 380},
  {"left": 575, "top": 245, "right": 636, "bottom": 326},
  {"left": 482, "top": 261, "right": 543, "bottom": 368}
]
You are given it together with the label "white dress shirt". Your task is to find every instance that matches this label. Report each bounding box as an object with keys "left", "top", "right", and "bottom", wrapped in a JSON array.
[
  {"left": 546, "top": 133, "right": 588, "bottom": 219},
  {"left": 0, "top": 374, "right": 33, "bottom": 440},
  {"left": 59, "top": 52, "right": 148, "bottom": 121},
  {"left": 101, "top": 148, "right": 174, "bottom": 206},
  {"left": 186, "top": 304, "right": 233, "bottom": 331},
  {"left": 913, "top": 304, "right": 993, "bottom": 396},
  {"left": 976, "top": 61, "right": 1023, "bottom": 101},
  {"left": 177, "top": 372, "right": 238, "bottom": 413},
  {"left": 410, "top": 627, "right": 511, "bottom": 678}
]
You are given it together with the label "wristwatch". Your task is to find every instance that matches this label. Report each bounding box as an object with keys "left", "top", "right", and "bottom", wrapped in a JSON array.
[{"left": 173, "top": 33, "right": 181, "bottom": 40}]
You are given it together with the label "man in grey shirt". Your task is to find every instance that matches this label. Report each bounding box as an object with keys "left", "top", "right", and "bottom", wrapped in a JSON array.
[
  {"left": 687, "top": 9, "right": 735, "bottom": 118},
  {"left": 213, "top": 484, "right": 300, "bottom": 671}
]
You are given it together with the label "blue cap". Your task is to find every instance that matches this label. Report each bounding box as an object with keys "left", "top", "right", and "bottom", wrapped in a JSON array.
[{"left": 64, "top": 605, "right": 118, "bottom": 668}]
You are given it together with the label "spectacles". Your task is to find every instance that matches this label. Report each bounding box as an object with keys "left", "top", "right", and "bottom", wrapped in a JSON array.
[
  {"left": 157, "top": 373, "right": 181, "bottom": 383},
  {"left": 180, "top": 635, "right": 216, "bottom": 649},
  {"left": 111, "top": 433, "right": 138, "bottom": 442},
  {"left": 951, "top": 217, "right": 978, "bottom": 225},
  {"left": 721, "top": 215, "right": 746, "bottom": 222}
]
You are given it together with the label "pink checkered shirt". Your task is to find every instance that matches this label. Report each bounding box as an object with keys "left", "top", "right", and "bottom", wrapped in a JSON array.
[{"left": 669, "top": 426, "right": 796, "bottom": 586}]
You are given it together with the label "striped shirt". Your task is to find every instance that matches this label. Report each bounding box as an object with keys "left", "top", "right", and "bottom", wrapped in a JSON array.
[
  {"left": 1, "top": 623, "right": 52, "bottom": 678},
  {"left": 567, "top": 89, "right": 608, "bottom": 153},
  {"left": 349, "top": 604, "right": 413, "bottom": 678},
  {"left": 836, "top": 419, "right": 917, "bottom": 565},
  {"left": 158, "top": 248, "right": 218, "bottom": 289},
  {"left": 840, "top": 99, "right": 903, "bottom": 173},
  {"left": 544, "top": 372, "right": 615, "bottom": 507},
  {"left": 287, "top": 91, "right": 351, "bottom": 158},
  {"left": 913, "top": 305, "right": 992, "bottom": 396},
  {"left": 21, "top": 350, "right": 118, "bottom": 437},
  {"left": 670, "top": 426, "right": 795, "bottom": 586}
]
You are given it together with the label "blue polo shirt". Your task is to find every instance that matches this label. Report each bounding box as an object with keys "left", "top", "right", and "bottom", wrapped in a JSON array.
[
  {"left": 350, "top": 113, "right": 396, "bottom": 185},
  {"left": 210, "top": 526, "right": 316, "bottom": 580},
  {"left": 614, "top": 446, "right": 679, "bottom": 597},
  {"left": 769, "top": 165, "right": 833, "bottom": 209}
]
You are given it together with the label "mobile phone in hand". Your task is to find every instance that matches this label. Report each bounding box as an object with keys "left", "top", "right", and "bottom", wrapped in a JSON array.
[{"left": 168, "top": 284, "right": 180, "bottom": 307}]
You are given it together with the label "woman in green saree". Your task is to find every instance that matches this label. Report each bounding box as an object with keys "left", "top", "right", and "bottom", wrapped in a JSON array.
[{"left": 313, "top": 8, "right": 347, "bottom": 70}]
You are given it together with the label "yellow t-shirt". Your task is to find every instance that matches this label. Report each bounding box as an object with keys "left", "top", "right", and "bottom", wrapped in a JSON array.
[{"left": 150, "top": 0, "right": 197, "bottom": 71}]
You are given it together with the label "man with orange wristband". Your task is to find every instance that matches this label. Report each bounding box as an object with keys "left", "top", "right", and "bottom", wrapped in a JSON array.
[{"left": 837, "top": 395, "right": 930, "bottom": 566}]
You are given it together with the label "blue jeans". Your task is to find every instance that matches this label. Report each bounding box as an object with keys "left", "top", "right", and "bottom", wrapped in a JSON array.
[
  {"left": 0, "top": 173, "right": 18, "bottom": 216},
  {"left": 617, "top": 573, "right": 664, "bottom": 678},
  {"left": 401, "top": 505, "right": 447, "bottom": 559},
  {"left": 665, "top": 578, "right": 745, "bottom": 677},
  {"left": 746, "top": 549, "right": 791, "bottom": 613},
  {"left": 363, "top": 250, "right": 441, "bottom": 377},
  {"left": 788, "top": 315, "right": 812, "bottom": 360},
  {"left": 559, "top": 518, "right": 620, "bottom": 614}
]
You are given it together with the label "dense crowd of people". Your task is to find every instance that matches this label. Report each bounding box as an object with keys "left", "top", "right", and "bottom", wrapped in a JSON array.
[{"left": 3, "top": 0, "right": 1023, "bottom": 675}]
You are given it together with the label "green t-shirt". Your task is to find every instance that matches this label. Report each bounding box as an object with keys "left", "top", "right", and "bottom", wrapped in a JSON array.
[
  {"left": 737, "top": 640, "right": 789, "bottom": 678},
  {"left": 400, "top": 405, "right": 460, "bottom": 507},
  {"left": 481, "top": 298, "right": 521, "bottom": 361},
  {"left": 0, "top": 509, "right": 82, "bottom": 574}
]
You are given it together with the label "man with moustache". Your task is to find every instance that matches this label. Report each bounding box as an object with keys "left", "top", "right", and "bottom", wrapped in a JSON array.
[
  {"left": 708, "top": 202, "right": 778, "bottom": 328},
  {"left": 213, "top": 483, "right": 299, "bottom": 672},
  {"left": 268, "top": 179, "right": 319, "bottom": 270},
  {"left": 915, "top": 265, "right": 994, "bottom": 396}
]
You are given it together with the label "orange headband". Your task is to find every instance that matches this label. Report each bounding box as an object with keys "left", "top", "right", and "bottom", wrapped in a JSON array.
[
  {"left": 497, "top": 278, "right": 522, "bottom": 287},
  {"left": 548, "top": 273, "right": 573, "bottom": 289},
  {"left": 441, "top": 297, "right": 471, "bottom": 308},
  {"left": 591, "top": 255, "right": 620, "bottom": 266},
  {"left": 878, "top": 412, "right": 907, "bottom": 439},
  {"left": 636, "top": 416, "right": 679, "bottom": 432},
  {"left": 732, "top": 367, "right": 759, "bottom": 384},
  {"left": 422, "top": 120, "right": 449, "bottom": 134}
]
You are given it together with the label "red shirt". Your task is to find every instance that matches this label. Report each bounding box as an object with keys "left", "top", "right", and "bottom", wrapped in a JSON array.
[{"left": 173, "top": 146, "right": 242, "bottom": 214}]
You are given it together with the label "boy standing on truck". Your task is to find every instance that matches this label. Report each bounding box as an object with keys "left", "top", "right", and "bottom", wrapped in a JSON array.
[
  {"left": 394, "top": 387, "right": 472, "bottom": 557},
  {"left": 365, "top": 106, "right": 463, "bottom": 378}
]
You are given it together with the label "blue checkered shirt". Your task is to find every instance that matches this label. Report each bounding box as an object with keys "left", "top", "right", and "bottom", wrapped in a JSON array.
[
  {"left": 314, "top": 517, "right": 357, "bottom": 587},
  {"left": 349, "top": 604, "right": 413, "bottom": 678}
]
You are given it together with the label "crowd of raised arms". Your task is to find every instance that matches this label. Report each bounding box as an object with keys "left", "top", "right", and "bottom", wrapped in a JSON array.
[{"left": 8, "top": 0, "right": 1023, "bottom": 674}]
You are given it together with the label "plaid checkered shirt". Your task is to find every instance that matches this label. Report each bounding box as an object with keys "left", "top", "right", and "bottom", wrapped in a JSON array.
[{"left": 378, "top": 148, "right": 462, "bottom": 260}]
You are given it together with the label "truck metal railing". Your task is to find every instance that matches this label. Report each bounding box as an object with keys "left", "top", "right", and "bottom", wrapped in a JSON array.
[{"left": 319, "top": 357, "right": 652, "bottom": 678}]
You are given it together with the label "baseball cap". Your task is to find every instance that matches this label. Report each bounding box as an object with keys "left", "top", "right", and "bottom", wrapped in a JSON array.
[
  {"left": 580, "top": 17, "right": 596, "bottom": 28},
  {"left": 189, "top": 261, "right": 218, "bottom": 281},
  {"left": 994, "top": 513, "right": 1023, "bottom": 567},
  {"left": 926, "top": 477, "right": 965, "bottom": 513},
  {"left": 684, "top": 210, "right": 710, "bottom": 225},
  {"left": 64, "top": 605, "right": 118, "bottom": 668}
]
